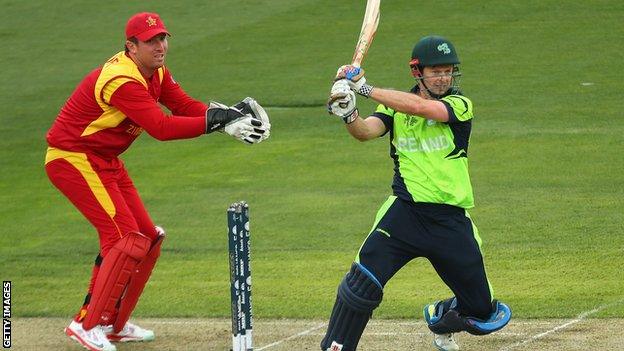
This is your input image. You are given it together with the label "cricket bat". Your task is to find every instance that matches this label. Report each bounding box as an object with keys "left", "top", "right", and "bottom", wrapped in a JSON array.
[
  {"left": 351, "top": 0, "right": 381, "bottom": 67},
  {"left": 333, "top": 0, "right": 380, "bottom": 109}
]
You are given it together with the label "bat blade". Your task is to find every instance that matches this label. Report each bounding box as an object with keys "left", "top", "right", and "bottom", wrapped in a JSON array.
[{"left": 351, "top": 0, "right": 381, "bottom": 68}]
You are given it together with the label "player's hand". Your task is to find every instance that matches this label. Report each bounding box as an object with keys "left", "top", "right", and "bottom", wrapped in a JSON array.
[
  {"left": 335, "top": 65, "right": 373, "bottom": 97},
  {"left": 328, "top": 79, "right": 359, "bottom": 124},
  {"left": 230, "top": 97, "right": 271, "bottom": 141},
  {"left": 224, "top": 115, "right": 267, "bottom": 144},
  {"left": 205, "top": 102, "right": 267, "bottom": 144}
]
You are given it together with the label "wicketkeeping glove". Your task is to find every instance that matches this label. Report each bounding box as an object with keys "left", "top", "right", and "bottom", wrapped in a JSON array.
[
  {"left": 230, "top": 97, "right": 271, "bottom": 141},
  {"left": 328, "top": 79, "right": 359, "bottom": 124},
  {"left": 205, "top": 102, "right": 266, "bottom": 144},
  {"left": 335, "top": 65, "right": 374, "bottom": 97}
]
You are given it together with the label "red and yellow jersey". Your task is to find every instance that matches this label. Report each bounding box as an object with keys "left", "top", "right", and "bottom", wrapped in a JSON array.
[{"left": 46, "top": 51, "right": 207, "bottom": 159}]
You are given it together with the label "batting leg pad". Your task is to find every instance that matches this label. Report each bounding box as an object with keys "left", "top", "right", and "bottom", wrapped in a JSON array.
[
  {"left": 82, "top": 232, "right": 151, "bottom": 330},
  {"left": 464, "top": 300, "right": 511, "bottom": 335},
  {"left": 320, "top": 263, "right": 383, "bottom": 351},
  {"left": 424, "top": 298, "right": 512, "bottom": 336},
  {"left": 424, "top": 298, "right": 463, "bottom": 334},
  {"left": 113, "top": 232, "right": 165, "bottom": 333}
]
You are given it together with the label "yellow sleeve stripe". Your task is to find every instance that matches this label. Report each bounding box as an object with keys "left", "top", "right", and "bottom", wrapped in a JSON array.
[{"left": 101, "top": 77, "right": 141, "bottom": 105}]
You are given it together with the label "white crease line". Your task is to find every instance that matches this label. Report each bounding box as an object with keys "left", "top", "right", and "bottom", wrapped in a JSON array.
[
  {"left": 256, "top": 323, "right": 326, "bottom": 350},
  {"left": 370, "top": 321, "right": 554, "bottom": 327},
  {"left": 306, "top": 331, "right": 525, "bottom": 337},
  {"left": 147, "top": 320, "right": 216, "bottom": 325},
  {"left": 500, "top": 299, "right": 624, "bottom": 351},
  {"left": 502, "top": 321, "right": 565, "bottom": 325},
  {"left": 372, "top": 321, "right": 420, "bottom": 326},
  {"left": 147, "top": 320, "right": 317, "bottom": 327},
  {"left": 145, "top": 319, "right": 561, "bottom": 326},
  {"left": 145, "top": 322, "right": 524, "bottom": 337}
]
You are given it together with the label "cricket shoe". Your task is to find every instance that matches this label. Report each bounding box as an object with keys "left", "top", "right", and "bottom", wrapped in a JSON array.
[
  {"left": 65, "top": 320, "right": 116, "bottom": 351},
  {"left": 433, "top": 333, "right": 459, "bottom": 351},
  {"left": 103, "top": 321, "right": 155, "bottom": 342}
]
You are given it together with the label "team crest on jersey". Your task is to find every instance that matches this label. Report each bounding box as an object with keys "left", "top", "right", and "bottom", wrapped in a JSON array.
[
  {"left": 404, "top": 115, "right": 418, "bottom": 128},
  {"left": 437, "top": 43, "right": 451, "bottom": 54}
]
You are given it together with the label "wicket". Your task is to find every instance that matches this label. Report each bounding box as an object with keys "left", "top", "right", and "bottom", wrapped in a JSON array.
[{"left": 228, "top": 201, "right": 253, "bottom": 351}]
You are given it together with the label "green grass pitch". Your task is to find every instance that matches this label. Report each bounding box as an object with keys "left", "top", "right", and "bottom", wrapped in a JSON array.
[{"left": 1, "top": 0, "right": 622, "bottom": 322}]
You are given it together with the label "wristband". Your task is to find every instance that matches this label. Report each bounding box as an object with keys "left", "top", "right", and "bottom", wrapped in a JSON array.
[
  {"left": 342, "top": 108, "right": 359, "bottom": 124},
  {"left": 357, "top": 84, "right": 374, "bottom": 98}
]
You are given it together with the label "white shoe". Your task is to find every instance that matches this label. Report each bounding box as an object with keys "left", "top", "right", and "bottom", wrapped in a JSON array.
[
  {"left": 65, "top": 320, "right": 116, "bottom": 351},
  {"left": 433, "top": 333, "right": 459, "bottom": 351},
  {"left": 103, "top": 321, "right": 155, "bottom": 342}
]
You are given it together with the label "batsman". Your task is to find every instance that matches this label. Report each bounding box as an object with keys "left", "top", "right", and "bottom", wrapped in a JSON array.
[{"left": 321, "top": 35, "right": 511, "bottom": 351}]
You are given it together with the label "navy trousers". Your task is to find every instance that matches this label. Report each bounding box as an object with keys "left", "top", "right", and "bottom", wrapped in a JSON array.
[{"left": 356, "top": 196, "right": 493, "bottom": 319}]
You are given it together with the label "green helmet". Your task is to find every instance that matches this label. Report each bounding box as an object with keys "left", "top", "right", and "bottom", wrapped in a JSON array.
[
  {"left": 410, "top": 35, "right": 460, "bottom": 68},
  {"left": 409, "top": 35, "right": 462, "bottom": 98}
]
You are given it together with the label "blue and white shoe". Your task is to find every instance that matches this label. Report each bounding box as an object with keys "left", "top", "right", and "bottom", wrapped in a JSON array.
[{"left": 433, "top": 332, "right": 459, "bottom": 351}]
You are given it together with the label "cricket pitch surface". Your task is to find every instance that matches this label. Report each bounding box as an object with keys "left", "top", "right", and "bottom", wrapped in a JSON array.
[{"left": 12, "top": 317, "right": 624, "bottom": 350}]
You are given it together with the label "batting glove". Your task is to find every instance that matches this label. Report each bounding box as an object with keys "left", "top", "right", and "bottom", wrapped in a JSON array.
[
  {"left": 335, "top": 65, "right": 374, "bottom": 97},
  {"left": 328, "top": 79, "right": 359, "bottom": 124}
]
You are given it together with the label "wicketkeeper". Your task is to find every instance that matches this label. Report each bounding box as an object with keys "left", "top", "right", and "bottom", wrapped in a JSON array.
[
  {"left": 45, "top": 12, "right": 271, "bottom": 351},
  {"left": 321, "top": 35, "right": 511, "bottom": 351}
]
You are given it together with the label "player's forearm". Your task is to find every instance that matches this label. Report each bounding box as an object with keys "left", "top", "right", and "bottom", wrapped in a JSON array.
[
  {"left": 148, "top": 114, "right": 206, "bottom": 140},
  {"left": 113, "top": 98, "right": 205, "bottom": 140},
  {"left": 369, "top": 87, "right": 449, "bottom": 122},
  {"left": 346, "top": 117, "right": 371, "bottom": 141},
  {"left": 169, "top": 99, "right": 208, "bottom": 117},
  {"left": 345, "top": 115, "right": 384, "bottom": 141},
  {"left": 112, "top": 83, "right": 206, "bottom": 140},
  {"left": 130, "top": 109, "right": 206, "bottom": 141},
  {"left": 370, "top": 88, "right": 423, "bottom": 115}
]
